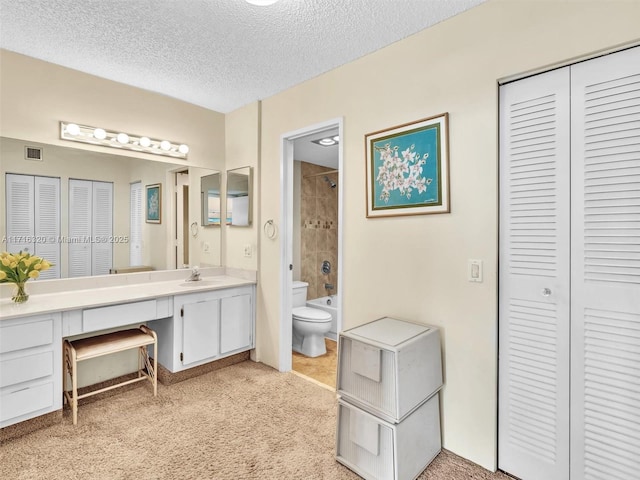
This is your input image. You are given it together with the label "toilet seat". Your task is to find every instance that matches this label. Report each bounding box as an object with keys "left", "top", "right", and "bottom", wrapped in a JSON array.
[{"left": 292, "top": 306, "right": 331, "bottom": 323}]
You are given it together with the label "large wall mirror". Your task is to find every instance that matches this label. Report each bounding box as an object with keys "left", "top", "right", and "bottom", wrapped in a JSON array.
[
  {"left": 226, "top": 166, "right": 252, "bottom": 227},
  {"left": 201, "top": 172, "right": 221, "bottom": 227},
  {"left": 1, "top": 137, "right": 222, "bottom": 279}
]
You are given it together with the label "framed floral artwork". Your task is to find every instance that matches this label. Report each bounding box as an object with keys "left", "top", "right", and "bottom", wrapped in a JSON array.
[
  {"left": 365, "top": 113, "right": 449, "bottom": 217},
  {"left": 145, "top": 183, "right": 162, "bottom": 224}
]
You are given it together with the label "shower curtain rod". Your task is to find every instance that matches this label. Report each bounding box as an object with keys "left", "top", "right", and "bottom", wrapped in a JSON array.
[{"left": 303, "top": 169, "right": 339, "bottom": 178}]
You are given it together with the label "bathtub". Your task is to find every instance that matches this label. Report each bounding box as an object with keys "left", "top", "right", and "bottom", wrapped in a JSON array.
[{"left": 306, "top": 295, "right": 338, "bottom": 340}]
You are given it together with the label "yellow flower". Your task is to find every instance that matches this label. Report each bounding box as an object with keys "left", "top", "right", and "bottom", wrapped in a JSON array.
[
  {"left": 1, "top": 257, "right": 11, "bottom": 267},
  {"left": 40, "top": 261, "right": 51, "bottom": 271},
  {"left": 21, "top": 256, "right": 33, "bottom": 267},
  {"left": 28, "top": 270, "right": 40, "bottom": 279},
  {"left": 9, "top": 261, "right": 17, "bottom": 269},
  {"left": 0, "top": 271, "right": 6, "bottom": 280},
  {"left": 33, "top": 263, "right": 42, "bottom": 270}
]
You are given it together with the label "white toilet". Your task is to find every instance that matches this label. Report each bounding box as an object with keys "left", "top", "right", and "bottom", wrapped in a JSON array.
[{"left": 292, "top": 281, "right": 332, "bottom": 357}]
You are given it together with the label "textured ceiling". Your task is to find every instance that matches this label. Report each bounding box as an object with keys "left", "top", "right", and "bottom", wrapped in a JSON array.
[{"left": 0, "top": 0, "right": 485, "bottom": 113}]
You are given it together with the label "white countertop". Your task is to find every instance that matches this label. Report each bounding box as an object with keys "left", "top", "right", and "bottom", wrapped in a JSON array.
[{"left": 0, "top": 272, "right": 256, "bottom": 321}]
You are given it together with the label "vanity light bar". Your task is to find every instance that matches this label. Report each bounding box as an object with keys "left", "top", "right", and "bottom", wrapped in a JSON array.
[{"left": 60, "top": 122, "right": 189, "bottom": 159}]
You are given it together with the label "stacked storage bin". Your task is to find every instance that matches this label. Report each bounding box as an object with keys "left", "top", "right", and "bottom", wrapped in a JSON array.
[{"left": 336, "top": 317, "right": 443, "bottom": 480}]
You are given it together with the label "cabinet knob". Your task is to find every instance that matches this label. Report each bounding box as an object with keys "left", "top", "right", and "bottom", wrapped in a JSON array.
[{"left": 541, "top": 288, "right": 552, "bottom": 297}]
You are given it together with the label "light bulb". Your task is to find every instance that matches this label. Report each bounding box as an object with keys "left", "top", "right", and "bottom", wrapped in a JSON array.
[
  {"left": 66, "top": 123, "right": 80, "bottom": 136},
  {"left": 139, "top": 136, "right": 151, "bottom": 148},
  {"left": 333, "top": 135, "right": 340, "bottom": 142},
  {"left": 116, "top": 133, "right": 129, "bottom": 144},
  {"left": 178, "top": 144, "right": 189, "bottom": 154},
  {"left": 319, "top": 138, "right": 336, "bottom": 146},
  {"left": 160, "top": 140, "right": 171, "bottom": 151},
  {"left": 93, "top": 128, "right": 107, "bottom": 140}
]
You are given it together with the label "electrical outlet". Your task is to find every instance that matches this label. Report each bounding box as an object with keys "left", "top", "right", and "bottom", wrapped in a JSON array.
[
  {"left": 244, "top": 245, "right": 252, "bottom": 257},
  {"left": 468, "top": 259, "right": 483, "bottom": 283}
]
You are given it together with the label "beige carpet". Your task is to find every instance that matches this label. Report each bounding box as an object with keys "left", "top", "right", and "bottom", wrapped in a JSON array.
[{"left": 0, "top": 361, "right": 510, "bottom": 480}]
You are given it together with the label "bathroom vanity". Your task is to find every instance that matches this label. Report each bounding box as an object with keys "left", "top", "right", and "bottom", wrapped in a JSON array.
[{"left": 0, "top": 269, "right": 256, "bottom": 429}]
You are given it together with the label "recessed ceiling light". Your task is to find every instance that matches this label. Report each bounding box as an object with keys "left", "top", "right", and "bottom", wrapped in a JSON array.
[
  {"left": 311, "top": 137, "right": 339, "bottom": 147},
  {"left": 333, "top": 135, "right": 340, "bottom": 142}
]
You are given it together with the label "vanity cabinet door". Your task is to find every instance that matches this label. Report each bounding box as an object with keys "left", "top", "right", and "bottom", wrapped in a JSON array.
[
  {"left": 0, "top": 313, "right": 62, "bottom": 428},
  {"left": 220, "top": 293, "right": 253, "bottom": 354},
  {"left": 181, "top": 298, "right": 220, "bottom": 365}
]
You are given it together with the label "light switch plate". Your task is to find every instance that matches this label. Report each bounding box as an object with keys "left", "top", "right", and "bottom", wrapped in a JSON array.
[{"left": 468, "top": 259, "right": 483, "bottom": 282}]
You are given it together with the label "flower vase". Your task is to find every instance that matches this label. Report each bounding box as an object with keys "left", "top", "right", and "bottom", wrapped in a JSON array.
[{"left": 12, "top": 282, "right": 29, "bottom": 303}]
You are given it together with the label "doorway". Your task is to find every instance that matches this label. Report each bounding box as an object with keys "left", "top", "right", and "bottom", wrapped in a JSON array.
[
  {"left": 279, "top": 118, "right": 344, "bottom": 377},
  {"left": 174, "top": 170, "right": 189, "bottom": 269}
]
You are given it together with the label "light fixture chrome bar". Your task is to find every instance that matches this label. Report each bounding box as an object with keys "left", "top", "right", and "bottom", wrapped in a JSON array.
[{"left": 59, "top": 121, "right": 189, "bottom": 159}]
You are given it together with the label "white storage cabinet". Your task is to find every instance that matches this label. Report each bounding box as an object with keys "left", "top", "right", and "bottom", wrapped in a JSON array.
[
  {"left": 0, "top": 313, "right": 63, "bottom": 428},
  {"left": 151, "top": 285, "right": 255, "bottom": 372},
  {"left": 336, "top": 394, "right": 441, "bottom": 480},
  {"left": 337, "top": 317, "right": 442, "bottom": 423},
  {"left": 336, "top": 317, "right": 443, "bottom": 480}
]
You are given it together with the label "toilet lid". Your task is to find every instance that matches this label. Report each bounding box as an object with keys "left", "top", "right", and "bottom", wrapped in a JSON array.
[{"left": 292, "top": 307, "right": 332, "bottom": 322}]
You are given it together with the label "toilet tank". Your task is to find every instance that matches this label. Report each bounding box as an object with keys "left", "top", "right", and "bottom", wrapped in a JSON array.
[{"left": 292, "top": 281, "right": 309, "bottom": 308}]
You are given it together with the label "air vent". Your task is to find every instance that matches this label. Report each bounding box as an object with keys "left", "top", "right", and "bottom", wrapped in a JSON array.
[{"left": 24, "top": 146, "right": 43, "bottom": 161}]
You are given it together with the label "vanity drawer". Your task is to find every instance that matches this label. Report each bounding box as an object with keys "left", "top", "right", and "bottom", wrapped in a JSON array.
[
  {"left": 83, "top": 299, "right": 157, "bottom": 332},
  {"left": 0, "top": 351, "right": 54, "bottom": 388},
  {"left": 0, "top": 381, "right": 54, "bottom": 423},
  {"left": 0, "top": 317, "right": 54, "bottom": 354}
]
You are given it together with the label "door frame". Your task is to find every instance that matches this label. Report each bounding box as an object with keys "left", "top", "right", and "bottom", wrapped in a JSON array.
[{"left": 278, "top": 117, "right": 344, "bottom": 372}]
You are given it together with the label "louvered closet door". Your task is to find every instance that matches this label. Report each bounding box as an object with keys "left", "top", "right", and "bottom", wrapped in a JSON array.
[
  {"left": 92, "top": 181, "right": 113, "bottom": 275},
  {"left": 129, "top": 182, "right": 142, "bottom": 266},
  {"left": 5, "top": 173, "right": 35, "bottom": 255},
  {"left": 68, "top": 179, "right": 92, "bottom": 277},
  {"left": 34, "top": 176, "right": 60, "bottom": 279},
  {"left": 498, "top": 67, "right": 571, "bottom": 480},
  {"left": 570, "top": 46, "right": 640, "bottom": 480}
]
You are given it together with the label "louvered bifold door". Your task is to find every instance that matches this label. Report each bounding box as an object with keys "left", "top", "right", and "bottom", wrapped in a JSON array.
[
  {"left": 68, "top": 179, "right": 92, "bottom": 277},
  {"left": 129, "top": 181, "right": 142, "bottom": 266},
  {"left": 92, "top": 181, "right": 113, "bottom": 276},
  {"left": 498, "top": 67, "right": 571, "bottom": 480},
  {"left": 34, "top": 176, "right": 60, "bottom": 279},
  {"left": 570, "top": 46, "right": 640, "bottom": 480},
  {"left": 5, "top": 173, "right": 35, "bottom": 255}
]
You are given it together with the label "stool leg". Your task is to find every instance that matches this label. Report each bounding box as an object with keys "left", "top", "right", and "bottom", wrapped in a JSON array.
[
  {"left": 71, "top": 347, "right": 78, "bottom": 425},
  {"left": 153, "top": 342, "right": 157, "bottom": 396}
]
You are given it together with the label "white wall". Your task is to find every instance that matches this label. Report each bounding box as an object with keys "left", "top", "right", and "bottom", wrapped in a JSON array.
[{"left": 251, "top": 0, "right": 640, "bottom": 471}]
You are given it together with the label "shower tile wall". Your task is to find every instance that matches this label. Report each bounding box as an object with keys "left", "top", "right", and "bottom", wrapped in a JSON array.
[{"left": 300, "top": 162, "right": 338, "bottom": 299}]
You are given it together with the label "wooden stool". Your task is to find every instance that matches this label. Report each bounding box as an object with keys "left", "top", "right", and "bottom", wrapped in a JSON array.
[{"left": 63, "top": 325, "right": 157, "bottom": 425}]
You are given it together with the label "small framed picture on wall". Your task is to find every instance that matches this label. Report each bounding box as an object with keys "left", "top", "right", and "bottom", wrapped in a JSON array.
[
  {"left": 365, "top": 113, "right": 450, "bottom": 218},
  {"left": 145, "top": 183, "right": 162, "bottom": 224}
]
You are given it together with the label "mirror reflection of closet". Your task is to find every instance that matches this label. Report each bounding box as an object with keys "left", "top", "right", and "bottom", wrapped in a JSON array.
[
  {"left": 201, "top": 172, "right": 221, "bottom": 227},
  {"left": 226, "top": 167, "right": 252, "bottom": 227}
]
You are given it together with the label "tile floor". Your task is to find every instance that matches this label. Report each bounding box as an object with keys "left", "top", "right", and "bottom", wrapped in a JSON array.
[{"left": 292, "top": 338, "right": 337, "bottom": 389}]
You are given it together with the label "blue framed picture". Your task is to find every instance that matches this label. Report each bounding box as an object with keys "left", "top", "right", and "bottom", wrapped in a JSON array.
[
  {"left": 145, "top": 183, "right": 162, "bottom": 224},
  {"left": 366, "top": 113, "right": 449, "bottom": 217}
]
